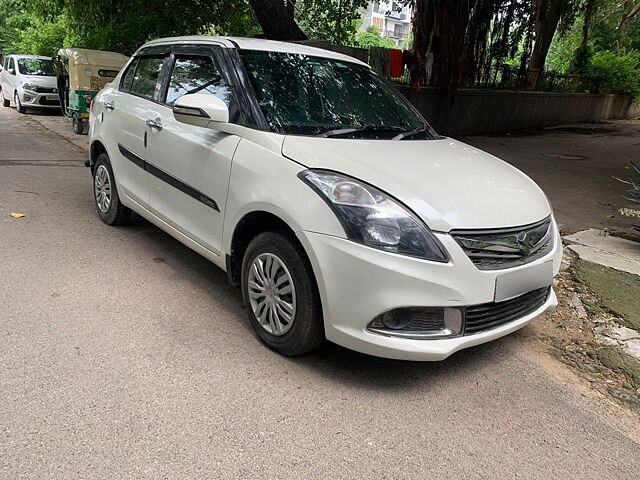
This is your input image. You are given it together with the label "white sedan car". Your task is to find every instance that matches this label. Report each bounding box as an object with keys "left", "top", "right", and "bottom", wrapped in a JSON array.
[
  {"left": 88, "top": 36, "right": 561, "bottom": 360},
  {"left": 1, "top": 55, "right": 60, "bottom": 113}
]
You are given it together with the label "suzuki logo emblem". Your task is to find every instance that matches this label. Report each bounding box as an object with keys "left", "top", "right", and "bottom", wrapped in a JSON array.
[{"left": 516, "top": 231, "right": 535, "bottom": 255}]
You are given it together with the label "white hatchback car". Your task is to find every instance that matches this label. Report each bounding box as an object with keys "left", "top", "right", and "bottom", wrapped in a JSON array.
[
  {"left": 1, "top": 55, "right": 60, "bottom": 113},
  {"left": 88, "top": 36, "right": 561, "bottom": 360}
]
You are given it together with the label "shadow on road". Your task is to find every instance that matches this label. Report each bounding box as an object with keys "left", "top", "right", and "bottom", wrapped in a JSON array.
[
  {"left": 21, "top": 108, "right": 63, "bottom": 116},
  {"left": 79, "top": 194, "right": 523, "bottom": 393},
  {"left": 290, "top": 335, "right": 512, "bottom": 391}
]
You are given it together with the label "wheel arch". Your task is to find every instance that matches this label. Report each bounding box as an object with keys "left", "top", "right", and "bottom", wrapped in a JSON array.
[
  {"left": 89, "top": 139, "right": 107, "bottom": 171},
  {"left": 227, "top": 210, "right": 293, "bottom": 287},
  {"left": 226, "top": 210, "right": 316, "bottom": 289}
]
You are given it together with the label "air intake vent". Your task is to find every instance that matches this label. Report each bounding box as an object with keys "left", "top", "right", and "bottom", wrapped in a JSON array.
[{"left": 465, "top": 287, "right": 551, "bottom": 335}]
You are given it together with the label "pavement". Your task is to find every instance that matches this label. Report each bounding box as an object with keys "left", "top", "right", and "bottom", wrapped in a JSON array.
[
  {"left": 565, "top": 229, "right": 640, "bottom": 276},
  {"left": 1, "top": 105, "right": 639, "bottom": 479}
]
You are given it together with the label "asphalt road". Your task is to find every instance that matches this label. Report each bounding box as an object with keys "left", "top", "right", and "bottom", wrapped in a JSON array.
[{"left": 1, "top": 106, "right": 639, "bottom": 479}]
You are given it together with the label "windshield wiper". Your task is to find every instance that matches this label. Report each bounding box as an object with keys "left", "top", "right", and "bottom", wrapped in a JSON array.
[
  {"left": 391, "top": 127, "right": 428, "bottom": 141},
  {"left": 316, "top": 125, "right": 407, "bottom": 138}
]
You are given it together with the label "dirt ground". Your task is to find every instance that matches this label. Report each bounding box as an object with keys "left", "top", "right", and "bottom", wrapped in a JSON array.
[{"left": 533, "top": 250, "right": 640, "bottom": 413}]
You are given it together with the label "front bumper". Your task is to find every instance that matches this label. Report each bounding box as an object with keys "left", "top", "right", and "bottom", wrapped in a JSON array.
[
  {"left": 297, "top": 222, "right": 561, "bottom": 361},
  {"left": 19, "top": 90, "right": 60, "bottom": 108}
]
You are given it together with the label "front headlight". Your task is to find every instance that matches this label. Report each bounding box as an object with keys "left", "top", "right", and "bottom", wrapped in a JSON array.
[
  {"left": 299, "top": 170, "right": 449, "bottom": 262},
  {"left": 22, "top": 83, "right": 36, "bottom": 92}
]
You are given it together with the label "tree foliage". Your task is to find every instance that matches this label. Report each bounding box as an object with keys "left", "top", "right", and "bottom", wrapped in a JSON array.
[
  {"left": 1, "top": 0, "right": 249, "bottom": 55},
  {"left": 0, "top": 0, "right": 370, "bottom": 55},
  {"left": 409, "top": 0, "right": 639, "bottom": 93},
  {"left": 354, "top": 25, "right": 397, "bottom": 49},
  {"left": 546, "top": 0, "right": 640, "bottom": 95},
  {"left": 295, "top": 0, "right": 368, "bottom": 45},
  {"left": 585, "top": 50, "right": 640, "bottom": 95}
]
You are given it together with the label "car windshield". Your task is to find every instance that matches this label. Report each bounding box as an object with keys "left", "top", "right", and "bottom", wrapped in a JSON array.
[
  {"left": 17, "top": 58, "right": 56, "bottom": 76},
  {"left": 239, "top": 50, "right": 435, "bottom": 139}
]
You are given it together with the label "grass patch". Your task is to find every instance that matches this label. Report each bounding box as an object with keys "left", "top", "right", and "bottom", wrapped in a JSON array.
[
  {"left": 591, "top": 345, "right": 640, "bottom": 387},
  {"left": 572, "top": 259, "right": 640, "bottom": 331},
  {"left": 552, "top": 340, "right": 640, "bottom": 412}
]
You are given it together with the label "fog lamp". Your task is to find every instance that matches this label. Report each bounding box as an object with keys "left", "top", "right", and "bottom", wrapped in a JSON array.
[
  {"left": 368, "top": 307, "right": 463, "bottom": 338},
  {"left": 380, "top": 309, "right": 413, "bottom": 330}
]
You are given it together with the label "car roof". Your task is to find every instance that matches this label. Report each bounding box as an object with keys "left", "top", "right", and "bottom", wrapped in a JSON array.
[
  {"left": 139, "top": 36, "right": 369, "bottom": 67},
  {"left": 57, "top": 48, "right": 129, "bottom": 67},
  {"left": 10, "top": 55, "right": 53, "bottom": 60}
]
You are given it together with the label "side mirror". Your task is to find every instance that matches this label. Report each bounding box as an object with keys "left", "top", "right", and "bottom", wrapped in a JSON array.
[
  {"left": 173, "top": 94, "right": 229, "bottom": 128},
  {"left": 8, "top": 68, "right": 15, "bottom": 75}
]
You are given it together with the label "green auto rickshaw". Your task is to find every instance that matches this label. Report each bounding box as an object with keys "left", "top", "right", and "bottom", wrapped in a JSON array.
[{"left": 55, "top": 48, "right": 129, "bottom": 134}]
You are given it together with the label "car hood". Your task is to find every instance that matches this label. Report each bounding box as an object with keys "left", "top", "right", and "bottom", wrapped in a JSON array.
[
  {"left": 21, "top": 75, "right": 57, "bottom": 88},
  {"left": 282, "top": 136, "right": 551, "bottom": 232}
]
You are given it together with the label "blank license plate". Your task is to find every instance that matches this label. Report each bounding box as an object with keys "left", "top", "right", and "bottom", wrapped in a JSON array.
[
  {"left": 46, "top": 95, "right": 58, "bottom": 100},
  {"left": 494, "top": 260, "right": 553, "bottom": 302}
]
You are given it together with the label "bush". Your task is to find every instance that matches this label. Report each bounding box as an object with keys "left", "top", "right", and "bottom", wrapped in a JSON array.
[
  {"left": 355, "top": 25, "right": 396, "bottom": 49},
  {"left": 585, "top": 50, "right": 640, "bottom": 97}
]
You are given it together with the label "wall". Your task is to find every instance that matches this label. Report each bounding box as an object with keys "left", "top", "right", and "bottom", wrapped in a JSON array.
[{"left": 398, "top": 87, "right": 633, "bottom": 136}]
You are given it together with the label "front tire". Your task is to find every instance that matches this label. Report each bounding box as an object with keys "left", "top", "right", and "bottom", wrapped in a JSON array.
[
  {"left": 15, "top": 92, "right": 25, "bottom": 114},
  {"left": 2, "top": 95, "right": 9, "bottom": 107},
  {"left": 92, "top": 153, "right": 131, "bottom": 225},
  {"left": 241, "top": 231, "right": 324, "bottom": 356}
]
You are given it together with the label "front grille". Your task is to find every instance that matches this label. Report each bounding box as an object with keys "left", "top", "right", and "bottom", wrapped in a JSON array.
[
  {"left": 464, "top": 287, "right": 550, "bottom": 335},
  {"left": 451, "top": 217, "right": 554, "bottom": 270},
  {"left": 35, "top": 86, "right": 57, "bottom": 93},
  {"left": 470, "top": 236, "right": 553, "bottom": 269},
  {"left": 38, "top": 97, "right": 59, "bottom": 105}
]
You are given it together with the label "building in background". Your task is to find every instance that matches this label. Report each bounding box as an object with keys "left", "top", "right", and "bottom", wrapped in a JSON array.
[{"left": 359, "top": 1, "right": 413, "bottom": 47}]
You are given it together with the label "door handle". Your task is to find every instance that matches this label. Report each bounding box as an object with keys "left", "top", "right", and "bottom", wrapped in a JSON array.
[
  {"left": 146, "top": 119, "right": 162, "bottom": 131},
  {"left": 104, "top": 101, "right": 115, "bottom": 110}
]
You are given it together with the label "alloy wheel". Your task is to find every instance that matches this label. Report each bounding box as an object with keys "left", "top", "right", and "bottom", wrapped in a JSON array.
[
  {"left": 247, "top": 253, "right": 297, "bottom": 336},
  {"left": 94, "top": 164, "right": 112, "bottom": 213}
]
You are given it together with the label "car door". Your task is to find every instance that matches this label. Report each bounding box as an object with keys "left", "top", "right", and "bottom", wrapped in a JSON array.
[
  {"left": 100, "top": 53, "right": 168, "bottom": 208},
  {"left": 0, "top": 57, "right": 6, "bottom": 94},
  {"left": 144, "top": 45, "right": 241, "bottom": 255},
  {"left": 4, "top": 57, "right": 16, "bottom": 98}
]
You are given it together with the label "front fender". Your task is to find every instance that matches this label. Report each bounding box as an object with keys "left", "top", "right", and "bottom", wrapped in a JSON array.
[{"left": 222, "top": 133, "right": 345, "bottom": 256}]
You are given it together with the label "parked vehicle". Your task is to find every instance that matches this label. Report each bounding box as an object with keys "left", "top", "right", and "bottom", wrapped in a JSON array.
[
  {"left": 88, "top": 36, "right": 562, "bottom": 360},
  {"left": 1, "top": 55, "right": 59, "bottom": 113},
  {"left": 55, "top": 48, "right": 129, "bottom": 134}
]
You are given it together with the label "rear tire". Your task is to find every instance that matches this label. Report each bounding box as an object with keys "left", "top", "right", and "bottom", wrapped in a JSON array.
[
  {"left": 72, "top": 113, "right": 84, "bottom": 134},
  {"left": 92, "top": 153, "right": 131, "bottom": 226},
  {"left": 15, "top": 92, "right": 25, "bottom": 114},
  {"left": 2, "top": 96, "right": 9, "bottom": 107},
  {"left": 241, "top": 231, "right": 324, "bottom": 356}
]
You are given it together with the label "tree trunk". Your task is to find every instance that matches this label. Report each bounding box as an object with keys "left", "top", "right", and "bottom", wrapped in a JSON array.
[
  {"left": 580, "top": 0, "right": 596, "bottom": 51},
  {"left": 526, "top": 0, "right": 568, "bottom": 90},
  {"left": 619, "top": 2, "right": 640, "bottom": 29},
  {"left": 249, "top": 0, "right": 308, "bottom": 40}
]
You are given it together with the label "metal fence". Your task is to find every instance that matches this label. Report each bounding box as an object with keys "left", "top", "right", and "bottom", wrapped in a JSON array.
[{"left": 389, "top": 64, "right": 596, "bottom": 93}]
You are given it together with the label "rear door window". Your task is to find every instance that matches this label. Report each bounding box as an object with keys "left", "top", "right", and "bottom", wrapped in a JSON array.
[
  {"left": 164, "top": 55, "right": 231, "bottom": 106},
  {"left": 129, "top": 56, "right": 165, "bottom": 100}
]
